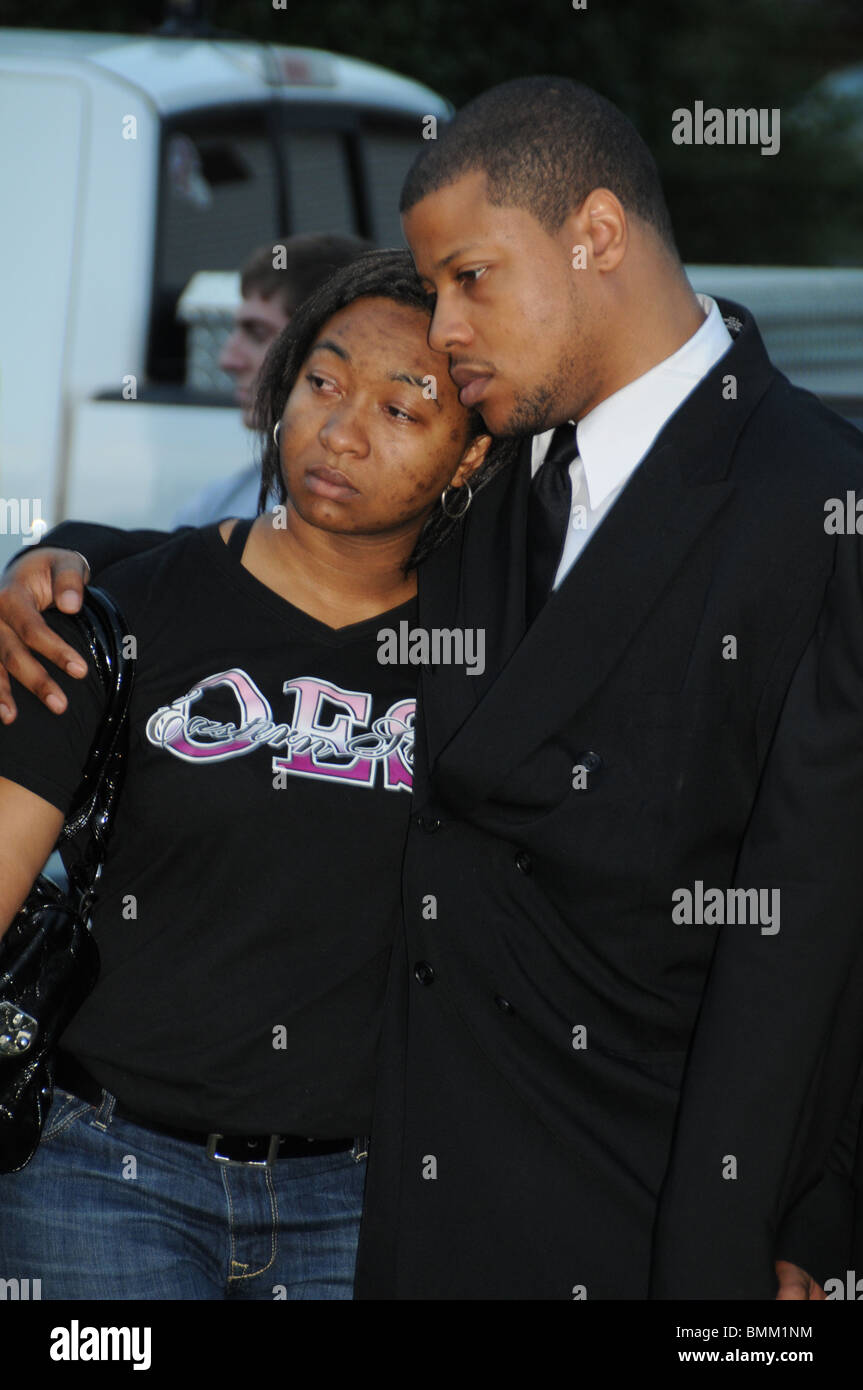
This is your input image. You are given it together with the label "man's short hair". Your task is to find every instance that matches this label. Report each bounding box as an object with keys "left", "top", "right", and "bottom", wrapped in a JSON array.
[
  {"left": 240, "top": 232, "right": 375, "bottom": 317},
  {"left": 400, "top": 76, "right": 678, "bottom": 254}
]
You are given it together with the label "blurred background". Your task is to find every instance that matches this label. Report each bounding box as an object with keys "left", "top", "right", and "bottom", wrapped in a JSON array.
[
  {"left": 6, "top": 0, "right": 863, "bottom": 262},
  {"left": 1, "top": 0, "right": 861, "bottom": 559}
]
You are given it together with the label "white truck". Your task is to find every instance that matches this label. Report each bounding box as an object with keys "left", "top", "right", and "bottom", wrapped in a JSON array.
[{"left": 1, "top": 29, "right": 861, "bottom": 568}]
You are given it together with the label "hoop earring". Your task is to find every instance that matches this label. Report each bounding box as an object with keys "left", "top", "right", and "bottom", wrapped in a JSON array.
[
  {"left": 273, "top": 420, "right": 282, "bottom": 448},
  {"left": 440, "top": 481, "right": 472, "bottom": 519}
]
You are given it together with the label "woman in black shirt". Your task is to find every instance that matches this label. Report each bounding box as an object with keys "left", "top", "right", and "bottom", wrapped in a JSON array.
[{"left": 0, "top": 250, "right": 518, "bottom": 1299}]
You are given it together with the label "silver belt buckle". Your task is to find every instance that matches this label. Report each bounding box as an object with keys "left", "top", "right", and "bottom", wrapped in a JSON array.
[{"left": 205, "top": 1133, "right": 282, "bottom": 1166}]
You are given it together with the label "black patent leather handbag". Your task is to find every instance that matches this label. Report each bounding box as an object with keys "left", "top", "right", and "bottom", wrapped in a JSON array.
[{"left": 0, "top": 587, "right": 135, "bottom": 1172}]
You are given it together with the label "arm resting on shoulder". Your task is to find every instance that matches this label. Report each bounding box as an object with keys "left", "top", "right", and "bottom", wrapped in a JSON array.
[{"left": 0, "top": 521, "right": 179, "bottom": 720}]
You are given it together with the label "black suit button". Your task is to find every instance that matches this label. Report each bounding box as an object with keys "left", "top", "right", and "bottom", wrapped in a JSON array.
[
  {"left": 495, "top": 995, "right": 515, "bottom": 1014},
  {"left": 515, "top": 851, "right": 532, "bottom": 874},
  {"left": 414, "top": 961, "right": 435, "bottom": 985},
  {"left": 576, "top": 751, "right": 602, "bottom": 773},
  {"left": 415, "top": 814, "right": 442, "bottom": 832}
]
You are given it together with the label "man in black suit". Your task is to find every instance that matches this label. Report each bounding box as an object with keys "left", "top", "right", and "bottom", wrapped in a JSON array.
[
  {"left": 355, "top": 76, "right": 863, "bottom": 1300},
  {"left": 2, "top": 77, "right": 862, "bottom": 1299}
]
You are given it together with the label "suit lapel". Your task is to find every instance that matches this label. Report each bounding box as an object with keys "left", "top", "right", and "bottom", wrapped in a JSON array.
[
  {"left": 426, "top": 301, "right": 777, "bottom": 814},
  {"left": 414, "top": 437, "right": 531, "bottom": 786}
]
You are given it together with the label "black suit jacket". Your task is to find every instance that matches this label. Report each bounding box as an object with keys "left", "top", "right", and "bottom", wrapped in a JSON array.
[
  {"left": 352, "top": 301, "right": 863, "bottom": 1299},
  {"left": 39, "top": 301, "right": 863, "bottom": 1299}
]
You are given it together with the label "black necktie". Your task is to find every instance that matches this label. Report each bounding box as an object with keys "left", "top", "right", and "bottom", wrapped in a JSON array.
[{"left": 526, "top": 424, "right": 578, "bottom": 621}]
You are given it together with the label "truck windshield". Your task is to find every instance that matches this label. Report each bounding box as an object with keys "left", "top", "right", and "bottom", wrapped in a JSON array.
[{"left": 149, "top": 103, "right": 421, "bottom": 385}]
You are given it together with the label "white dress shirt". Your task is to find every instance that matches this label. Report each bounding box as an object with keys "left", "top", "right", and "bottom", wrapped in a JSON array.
[{"left": 530, "top": 294, "right": 733, "bottom": 589}]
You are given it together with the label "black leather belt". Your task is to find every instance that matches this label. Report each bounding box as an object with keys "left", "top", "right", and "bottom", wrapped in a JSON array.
[{"left": 53, "top": 1051, "right": 354, "bottom": 1165}]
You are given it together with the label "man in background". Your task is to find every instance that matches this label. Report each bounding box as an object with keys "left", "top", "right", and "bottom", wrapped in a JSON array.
[{"left": 172, "top": 232, "right": 373, "bottom": 526}]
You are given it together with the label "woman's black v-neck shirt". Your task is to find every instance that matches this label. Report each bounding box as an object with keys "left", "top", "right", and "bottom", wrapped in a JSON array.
[{"left": 0, "top": 522, "right": 418, "bottom": 1135}]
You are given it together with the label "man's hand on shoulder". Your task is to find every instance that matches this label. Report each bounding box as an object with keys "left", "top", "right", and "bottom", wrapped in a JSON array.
[
  {"left": 774, "top": 1260, "right": 826, "bottom": 1300},
  {"left": 0, "top": 548, "right": 91, "bottom": 722}
]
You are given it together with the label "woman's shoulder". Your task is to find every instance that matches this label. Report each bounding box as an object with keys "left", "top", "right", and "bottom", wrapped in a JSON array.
[
  {"left": 97, "top": 522, "right": 225, "bottom": 607},
  {"left": 40, "top": 524, "right": 220, "bottom": 656}
]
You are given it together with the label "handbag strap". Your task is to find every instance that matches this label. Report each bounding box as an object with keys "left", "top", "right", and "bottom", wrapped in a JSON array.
[{"left": 56, "top": 586, "right": 136, "bottom": 911}]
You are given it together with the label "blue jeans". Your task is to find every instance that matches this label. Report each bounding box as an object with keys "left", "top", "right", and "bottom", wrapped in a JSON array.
[{"left": 0, "top": 1085, "right": 368, "bottom": 1300}]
